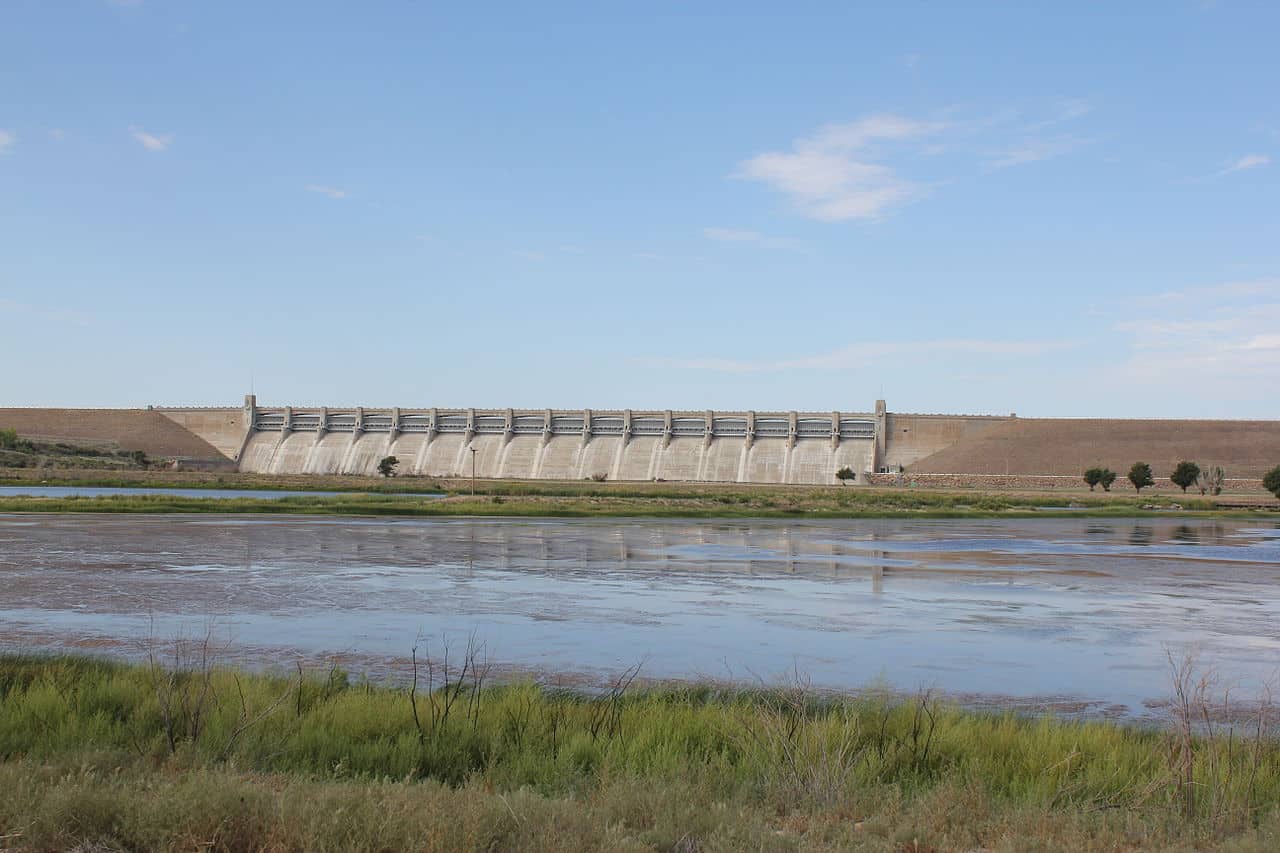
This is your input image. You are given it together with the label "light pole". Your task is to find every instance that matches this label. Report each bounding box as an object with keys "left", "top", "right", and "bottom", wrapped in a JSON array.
[{"left": 470, "top": 445, "right": 477, "bottom": 496}]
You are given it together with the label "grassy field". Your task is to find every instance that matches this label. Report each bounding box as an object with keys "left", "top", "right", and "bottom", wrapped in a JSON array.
[
  {"left": 0, "top": 490, "right": 1261, "bottom": 519},
  {"left": 3, "top": 466, "right": 1274, "bottom": 519},
  {"left": 0, "top": 653, "right": 1277, "bottom": 851}
]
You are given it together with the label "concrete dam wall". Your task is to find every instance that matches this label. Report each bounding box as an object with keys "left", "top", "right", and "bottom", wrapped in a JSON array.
[{"left": 236, "top": 399, "right": 888, "bottom": 484}]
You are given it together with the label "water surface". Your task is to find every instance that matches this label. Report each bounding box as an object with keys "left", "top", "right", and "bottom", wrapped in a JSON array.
[
  {"left": 0, "top": 486, "right": 440, "bottom": 499},
  {"left": 1, "top": 514, "right": 1277, "bottom": 715}
]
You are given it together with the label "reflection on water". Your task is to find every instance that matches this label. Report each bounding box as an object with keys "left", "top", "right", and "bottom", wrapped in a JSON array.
[{"left": 1, "top": 514, "right": 1278, "bottom": 715}]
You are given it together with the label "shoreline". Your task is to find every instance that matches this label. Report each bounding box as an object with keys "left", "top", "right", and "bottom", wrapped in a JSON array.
[{"left": 0, "top": 492, "right": 1270, "bottom": 519}]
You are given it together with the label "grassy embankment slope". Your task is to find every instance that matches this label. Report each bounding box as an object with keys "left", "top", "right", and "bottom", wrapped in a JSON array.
[{"left": 0, "top": 654, "right": 1276, "bottom": 851}]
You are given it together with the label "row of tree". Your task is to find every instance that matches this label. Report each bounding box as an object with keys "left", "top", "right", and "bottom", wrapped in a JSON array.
[{"left": 1087, "top": 461, "right": 1280, "bottom": 498}]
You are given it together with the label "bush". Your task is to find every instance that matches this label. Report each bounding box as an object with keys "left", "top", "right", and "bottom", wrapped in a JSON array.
[
  {"left": 1170, "top": 461, "right": 1200, "bottom": 493},
  {"left": 1083, "top": 468, "right": 1104, "bottom": 491},
  {"left": 0, "top": 428, "right": 20, "bottom": 450},
  {"left": 1197, "top": 465, "right": 1225, "bottom": 496},
  {"left": 1099, "top": 469, "right": 1116, "bottom": 492},
  {"left": 835, "top": 466, "right": 855, "bottom": 485},
  {"left": 590, "top": 472, "right": 607, "bottom": 482},
  {"left": 1128, "top": 462, "right": 1154, "bottom": 493},
  {"left": 1264, "top": 465, "right": 1280, "bottom": 500},
  {"left": 377, "top": 456, "right": 399, "bottom": 478}
]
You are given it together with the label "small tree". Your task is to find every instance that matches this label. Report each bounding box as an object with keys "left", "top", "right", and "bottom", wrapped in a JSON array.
[
  {"left": 0, "top": 428, "right": 18, "bottom": 449},
  {"left": 1264, "top": 465, "right": 1280, "bottom": 500},
  {"left": 1170, "top": 461, "right": 1200, "bottom": 493},
  {"left": 835, "top": 466, "right": 856, "bottom": 485},
  {"left": 1128, "top": 462, "right": 1154, "bottom": 493},
  {"left": 1083, "top": 467, "right": 1104, "bottom": 491},
  {"left": 1199, "top": 465, "right": 1225, "bottom": 496},
  {"left": 130, "top": 449, "right": 150, "bottom": 468},
  {"left": 377, "top": 455, "right": 399, "bottom": 477},
  {"left": 1099, "top": 469, "right": 1117, "bottom": 492}
]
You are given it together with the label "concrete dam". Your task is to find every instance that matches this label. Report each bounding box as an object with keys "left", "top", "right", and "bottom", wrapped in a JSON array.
[{"left": 234, "top": 397, "right": 902, "bottom": 484}]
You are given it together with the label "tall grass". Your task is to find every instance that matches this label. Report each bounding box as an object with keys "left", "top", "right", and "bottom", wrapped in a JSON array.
[
  {"left": 0, "top": 653, "right": 1276, "bottom": 850},
  {"left": 0, "top": 489, "right": 1237, "bottom": 519}
]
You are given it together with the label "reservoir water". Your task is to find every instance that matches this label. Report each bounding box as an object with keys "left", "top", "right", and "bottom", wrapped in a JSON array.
[
  {"left": 1, "top": 514, "right": 1277, "bottom": 716},
  {"left": 0, "top": 486, "right": 441, "bottom": 500}
]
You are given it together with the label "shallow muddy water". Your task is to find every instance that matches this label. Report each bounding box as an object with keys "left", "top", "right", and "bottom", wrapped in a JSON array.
[
  {"left": 1, "top": 514, "right": 1278, "bottom": 715},
  {"left": 0, "top": 486, "right": 440, "bottom": 499}
]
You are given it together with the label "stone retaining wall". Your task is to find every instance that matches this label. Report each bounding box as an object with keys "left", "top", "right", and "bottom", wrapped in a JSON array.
[{"left": 864, "top": 472, "right": 1266, "bottom": 494}]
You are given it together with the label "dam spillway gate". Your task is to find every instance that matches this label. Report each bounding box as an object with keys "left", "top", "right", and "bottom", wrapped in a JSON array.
[{"left": 237, "top": 401, "right": 886, "bottom": 484}]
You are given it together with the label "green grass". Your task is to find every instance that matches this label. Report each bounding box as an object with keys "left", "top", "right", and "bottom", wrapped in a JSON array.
[
  {"left": 0, "top": 488, "right": 1260, "bottom": 520},
  {"left": 0, "top": 654, "right": 1277, "bottom": 850}
]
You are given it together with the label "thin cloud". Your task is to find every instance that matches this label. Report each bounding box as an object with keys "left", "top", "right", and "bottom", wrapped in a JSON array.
[
  {"left": 0, "top": 130, "right": 13, "bottom": 153},
  {"left": 1113, "top": 278, "right": 1280, "bottom": 389},
  {"left": 653, "top": 338, "right": 1077, "bottom": 373},
  {"left": 130, "top": 126, "right": 172, "bottom": 151},
  {"left": 1023, "top": 99, "right": 1092, "bottom": 132},
  {"left": 990, "top": 135, "right": 1090, "bottom": 169},
  {"left": 736, "top": 114, "right": 946, "bottom": 221},
  {"left": 703, "top": 227, "right": 803, "bottom": 250},
  {"left": 1220, "top": 154, "right": 1270, "bottom": 175},
  {"left": 305, "top": 184, "right": 347, "bottom": 200}
]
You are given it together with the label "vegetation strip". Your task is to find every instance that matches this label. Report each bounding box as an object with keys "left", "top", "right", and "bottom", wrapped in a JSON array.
[{"left": 0, "top": 654, "right": 1276, "bottom": 850}]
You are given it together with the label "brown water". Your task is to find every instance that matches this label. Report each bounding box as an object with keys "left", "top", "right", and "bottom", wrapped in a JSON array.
[{"left": 2, "top": 514, "right": 1278, "bottom": 716}]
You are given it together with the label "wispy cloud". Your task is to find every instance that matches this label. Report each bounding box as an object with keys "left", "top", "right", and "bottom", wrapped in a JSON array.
[
  {"left": 736, "top": 114, "right": 946, "bottom": 221},
  {"left": 703, "top": 227, "right": 802, "bottom": 250},
  {"left": 652, "top": 338, "right": 1077, "bottom": 373},
  {"left": 130, "top": 126, "right": 172, "bottom": 151},
  {"left": 1023, "top": 99, "right": 1092, "bottom": 132},
  {"left": 1113, "top": 278, "right": 1280, "bottom": 390},
  {"left": 1219, "top": 154, "right": 1270, "bottom": 175},
  {"left": 305, "top": 184, "right": 347, "bottom": 200},
  {"left": 0, "top": 298, "right": 92, "bottom": 328},
  {"left": 0, "top": 130, "right": 14, "bottom": 153},
  {"left": 990, "top": 135, "right": 1090, "bottom": 169}
]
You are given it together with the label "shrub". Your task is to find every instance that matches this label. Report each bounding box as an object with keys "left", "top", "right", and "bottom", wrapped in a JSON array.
[
  {"left": 1099, "top": 469, "right": 1116, "bottom": 492},
  {"left": 0, "top": 428, "right": 19, "bottom": 450},
  {"left": 1083, "top": 468, "right": 1104, "bottom": 491},
  {"left": 1198, "top": 465, "right": 1225, "bottom": 496},
  {"left": 1264, "top": 465, "right": 1280, "bottom": 500},
  {"left": 377, "top": 456, "right": 400, "bottom": 478},
  {"left": 1128, "top": 462, "right": 1154, "bottom": 493},
  {"left": 1170, "top": 461, "right": 1200, "bottom": 493},
  {"left": 590, "top": 472, "right": 607, "bottom": 482},
  {"left": 835, "top": 466, "right": 856, "bottom": 485}
]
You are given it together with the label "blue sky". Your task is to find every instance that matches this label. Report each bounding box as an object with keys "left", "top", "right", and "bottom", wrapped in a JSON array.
[{"left": 2, "top": 1, "right": 1277, "bottom": 417}]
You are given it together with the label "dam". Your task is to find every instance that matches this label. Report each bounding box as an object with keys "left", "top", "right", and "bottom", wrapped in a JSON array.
[
  {"left": 5, "top": 396, "right": 1278, "bottom": 487},
  {"left": 235, "top": 397, "right": 899, "bottom": 484}
]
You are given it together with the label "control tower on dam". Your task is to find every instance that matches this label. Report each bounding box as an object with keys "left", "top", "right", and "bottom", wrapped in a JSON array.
[{"left": 234, "top": 396, "right": 903, "bottom": 484}]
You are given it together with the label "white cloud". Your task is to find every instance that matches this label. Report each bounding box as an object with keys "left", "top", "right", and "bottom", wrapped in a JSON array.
[
  {"left": 130, "top": 126, "right": 172, "bottom": 151},
  {"left": 0, "top": 130, "right": 13, "bottom": 153},
  {"left": 654, "top": 338, "right": 1077, "bottom": 373},
  {"left": 703, "top": 227, "right": 802, "bottom": 249},
  {"left": 305, "top": 184, "right": 347, "bottom": 200},
  {"left": 736, "top": 114, "right": 945, "bottom": 221},
  {"left": 990, "top": 135, "right": 1089, "bottom": 169},
  {"left": 1023, "top": 99, "right": 1092, "bottom": 132},
  {"left": 1220, "top": 154, "right": 1270, "bottom": 175},
  {"left": 1113, "top": 278, "right": 1280, "bottom": 390}
]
